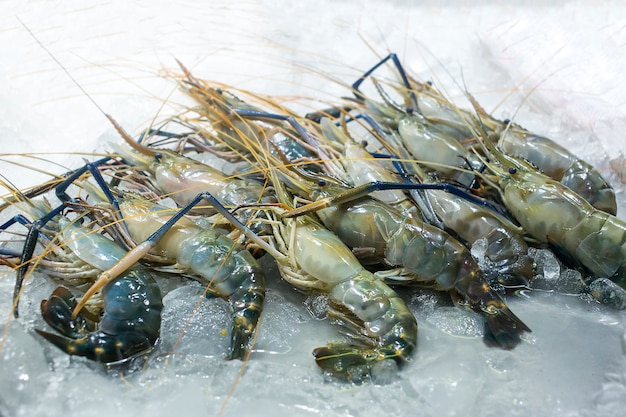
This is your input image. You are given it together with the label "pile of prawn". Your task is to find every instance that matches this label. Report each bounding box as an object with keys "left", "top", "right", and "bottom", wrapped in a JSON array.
[{"left": 1, "top": 53, "right": 624, "bottom": 383}]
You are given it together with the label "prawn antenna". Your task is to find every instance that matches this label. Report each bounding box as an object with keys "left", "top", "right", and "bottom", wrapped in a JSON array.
[{"left": 16, "top": 16, "right": 109, "bottom": 118}]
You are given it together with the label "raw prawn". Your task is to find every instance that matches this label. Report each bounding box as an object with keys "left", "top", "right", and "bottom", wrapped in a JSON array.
[
  {"left": 472, "top": 122, "right": 626, "bottom": 291},
  {"left": 50, "top": 165, "right": 267, "bottom": 361},
  {"left": 0, "top": 198, "right": 162, "bottom": 363}
]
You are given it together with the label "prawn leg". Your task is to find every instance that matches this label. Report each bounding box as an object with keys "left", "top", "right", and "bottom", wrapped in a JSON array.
[
  {"left": 2, "top": 154, "right": 128, "bottom": 318},
  {"left": 1, "top": 205, "right": 65, "bottom": 317},
  {"left": 304, "top": 53, "right": 416, "bottom": 122},
  {"left": 305, "top": 53, "right": 418, "bottom": 122},
  {"left": 351, "top": 53, "right": 418, "bottom": 110},
  {"left": 53, "top": 156, "right": 123, "bottom": 217}
]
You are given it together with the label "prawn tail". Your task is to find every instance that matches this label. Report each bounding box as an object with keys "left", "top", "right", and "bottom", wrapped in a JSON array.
[
  {"left": 225, "top": 289, "right": 265, "bottom": 361},
  {"left": 38, "top": 286, "right": 94, "bottom": 338},
  {"left": 36, "top": 284, "right": 157, "bottom": 362},
  {"left": 36, "top": 272, "right": 162, "bottom": 363},
  {"left": 34, "top": 328, "right": 155, "bottom": 364},
  {"left": 481, "top": 301, "right": 531, "bottom": 350},
  {"left": 455, "top": 256, "right": 531, "bottom": 350}
]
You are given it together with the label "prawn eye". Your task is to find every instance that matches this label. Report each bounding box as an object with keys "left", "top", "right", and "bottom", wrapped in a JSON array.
[
  {"left": 154, "top": 152, "right": 163, "bottom": 162},
  {"left": 317, "top": 179, "right": 327, "bottom": 187},
  {"left": 360, "top": 140, "right": 368, "bottom": 148},
  {"left": 508, "top": 167, "right": 517, "bottom": 175},
  {"left": 405, "top": 107, "right": 414, "bottom": 114}
]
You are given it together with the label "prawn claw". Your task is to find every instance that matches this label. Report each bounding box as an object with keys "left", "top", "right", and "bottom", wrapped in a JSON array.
[
  {"left": 39, "top": 287, "right": 91, "bottom": 339},
  {"left": 313, "top": 344, "right": 386, "bottom": 383}
]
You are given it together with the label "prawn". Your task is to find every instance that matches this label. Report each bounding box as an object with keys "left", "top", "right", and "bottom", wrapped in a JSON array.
[
  {"left": 174, "top": 66, "right": 341, "bottom": 176},
  {"left": 0, "top": 197, "right": 162, "bottom": 363},
  {"left": 261, "top": 171, "right": 418, "bottom": 382},
  {"left": 42, "top": 161, "right": 265, "bottom": 359},
  {"left": 109, "top": 125, "right": 275, "bottom": 230},
  {"left": 488, "top": 122, "right": 617, "bottom": 215},
  {"left": 470, "top": 116, "right": 626, "bottom": 293},
  {"left": 362, "top": 81, "right": 483, "bottom": 187}
]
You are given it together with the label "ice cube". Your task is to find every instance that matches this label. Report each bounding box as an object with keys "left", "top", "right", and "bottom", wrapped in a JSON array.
[
  {"left": 471, "top": 237, "right": 488, "bottom": 261},
  {"left": 303, "top": 294, "right": 329, "bottom": 320},
  {"left": 529, "top": 248, "right": 561, "bottom": 282},
  {"left": 0, "top": 325, "right": 50, "bottom": 412},
  {"left": 588, "top": 278, "right": 626, "bottom": 310},
  {"left": 160, "top": 282, "right": 231, "bottom": 357},
  {"left": 554, "top": 269, "right": 586, "bottom": 294},
  {"left": 370, "top": 358, "right": 399, "bottom": 385},
  {"left": 255, "top": 288, "right": 308, "bottom": 352}
]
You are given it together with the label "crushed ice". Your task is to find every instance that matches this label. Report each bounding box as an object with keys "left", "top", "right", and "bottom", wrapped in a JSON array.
[{"left": 1, "top": 2, "right": 626, "bottom": 417}]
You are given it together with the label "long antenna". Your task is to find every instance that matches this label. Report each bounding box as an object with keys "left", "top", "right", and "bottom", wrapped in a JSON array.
[{"left": 17, "top": 16, "right": 109, "bottom": 117}]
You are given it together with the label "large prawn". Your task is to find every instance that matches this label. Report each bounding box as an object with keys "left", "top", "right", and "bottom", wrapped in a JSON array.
[
  {"left": 483, "top": 120, "right": 617, "bottom": 215},
  {"left": 258, "top": 170, "right": 418, "bottom": 382},
  {"left": 0, "top": 196, "right": 162, "bottom": 363},
  {"left": 68, "top": 173, "right": 267, "bottom": 361},
  {"left": 469, "top": 115, "right": 626, "bottom": 291},
  {"left": 109, "top": 126, "right": 275, "bottom": 232},
  {"left": 413, "top": 63, "right": 617, "bottom": 215}
]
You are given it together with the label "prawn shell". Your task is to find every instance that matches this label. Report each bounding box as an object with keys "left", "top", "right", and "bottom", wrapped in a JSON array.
[
  {"left": 292, "top": 223, "right": 363, "bottom": 285},
  {"left": 315, "top": 200, "right": 397, "bottom": 265},
  {"left": 120, "top": 196, "right": 200, "bottom": 259},
  {"left": 502, "top": 170, "right": 626, "bottom": 281},
  {"left": 58, "top": 218, "right": 127, "bottom": 271},
  {"left": 397, "top": 116, "right": 471, "bottom": 176},
  {"left": 500, "top": 133, "right": 617, "bottom": 215},
  {"left": 384, "top": 219, "right": 464, "bottom": 290}
]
